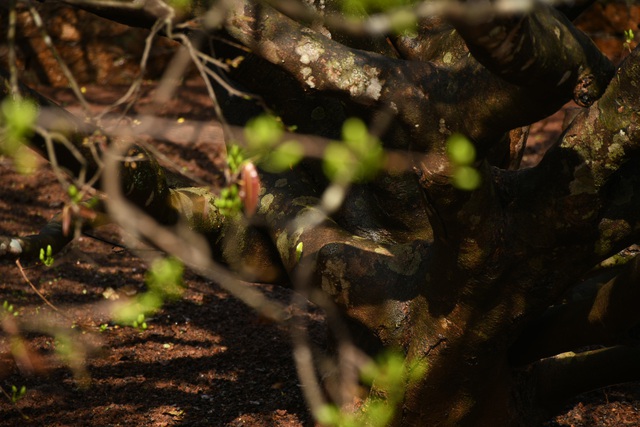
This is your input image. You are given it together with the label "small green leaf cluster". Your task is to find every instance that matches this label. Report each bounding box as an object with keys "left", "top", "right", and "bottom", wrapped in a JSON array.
[
  {"left": 323, "top": 118, "right": 384, "bottom": 184},
  {"left": 113, "top": 257, "right": 184, "bottom": 329},
  {"left": 10, "top": 385, "right": 26, "bottom": 403},
  {"left": 226, "top": 144, "right": 245, "bottom": 175},
  {"left": 446, "top": 134, "right": 481, "bottom": 191},
  {"left": 67, "top": 185, "right": 82, "bottom": 204},
  {"left": 316, "top": 350, "right": 427, "bottom": 427},
  {"left": 244, "top": 115, "right": 303, "bottom": 172},
  {"left": 2, "top": 300, "right": 19, "bottom": 317},
  {"left": 132, "top": 313, "right": 148, "bottom": 330},
  {"left": 215, "top": 184, "right": 242, "bottom": 218},
  {"left": 39, "top": 245, "right": 54, "bottom": 267},
  {"left": 624, "top": 29, "right": 635, "bottom": 52},
  {"left": 0, "top": 98, "right": 38, "bottom": 174}
]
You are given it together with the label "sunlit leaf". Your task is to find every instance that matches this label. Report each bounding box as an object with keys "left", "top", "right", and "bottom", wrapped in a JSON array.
[
  {"left": 446, "top": 133, "right": 476, "bottom": 166},
  {"left": 1, "top": 98, "right": 38, "bottom": 136},
  {"left": 452, "top": 165, "right": 482, "bottom": 190},
  {"left": 323, "top": 141, "right": 355, "bottom": 182},
  {"left": 261, "top": 140, "right": 304, "bottom": 172},
  {"left": 1, "top": 98, "right": 39, "bottom": 173},
  {"left": 342, "top": 117, "right": 369, "bottom": 145},
  {"left": 323, "top": 118, "right": 384, "bottom": 183},
  {"left": 245, "top": 115, "right": 283, "bottom": 152}
]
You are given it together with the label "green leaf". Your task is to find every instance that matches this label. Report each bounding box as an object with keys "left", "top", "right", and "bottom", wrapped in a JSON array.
[
  {"left": 215, "top": 184, "right": 242, "bottom": 217},
  {"left": 261, "top": 140, "right": 304, "bottom": 172},
  {"left": 295, "top": 242, "right": 304, "bottom": 262},
  {"left": 446, "top": 133, "right": 476, "bottom": 166},
  {"left": 323, "top": 142, "right": 355, "bottom": 183},
  {"left": 68, "top": 184, "right": 80, "bottom": 203},
  {"left": 1, "top": 98, "right": 38, "bottom": 136},
  {"left": 452, "top": 165, "right": 482, "bottom": 190},
  {"left": 226, "top": 143, "right": 245, "bottom": 174},
  {"left": 245, "top": 115, "right": 283, "bottom": 152},
  {"left": 342, "top": 117, "right": 369, "bottom": 145},
  {"left": 1, "top": 99, "right": 39, "bottom": 173},
  {"left": 315, "top": 404, "right": 341, "bottom": 426},
  {"left": 323, "top": 118, "right": 384, "bottom": 183},
  {"left": 39, "top": 245, "right": 54, "bottom": 267}
]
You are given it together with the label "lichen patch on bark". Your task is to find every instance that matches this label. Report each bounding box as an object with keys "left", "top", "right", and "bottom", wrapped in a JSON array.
[
  {"left": 321, "top": 257, "right": 351, "bottom": 305},
  {"left": 325, "top": 54, "right": 384, "bottom": 101},
  {"left": 295, "top": 37, "right": 323, "bottom": 64}
]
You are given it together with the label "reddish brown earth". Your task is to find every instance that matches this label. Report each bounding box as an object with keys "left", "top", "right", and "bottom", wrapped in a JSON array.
[
  {"left": 2, "top": 3, "right": 640, "bottom": 427},
  {"left": 0, "top": 82, "right": 324, "bottom": 427}
]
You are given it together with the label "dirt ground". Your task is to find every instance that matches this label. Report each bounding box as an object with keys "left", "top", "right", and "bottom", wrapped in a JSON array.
[
  {"left": 2, "top": 2, "right": 640, "bottom": 426},
  {"left": 0, "top": 82, "right": 325, "bottom": 427}
]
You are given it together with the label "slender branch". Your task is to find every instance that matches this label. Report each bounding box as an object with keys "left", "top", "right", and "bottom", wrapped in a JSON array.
[
  {"left": 16, "top": 259, "right": 70, "bottom": 320},
  {"left": 95, "top": 17, "right": 166, "bottom": 123}
]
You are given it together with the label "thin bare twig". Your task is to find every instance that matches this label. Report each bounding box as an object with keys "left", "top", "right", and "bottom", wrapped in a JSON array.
[
  {"left": 95, "top": 17, "right": 167, "bottom": 123},
  {"left": 7, "top": 0, "right": 20, "bottom": 99},
  {"left": 15, "top": 259, "right": 69, "bottom": 321}
]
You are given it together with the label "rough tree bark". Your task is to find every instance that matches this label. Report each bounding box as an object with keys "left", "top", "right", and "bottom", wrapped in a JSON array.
[{"left": 3, "top": 0, "right": 640, "bottom": 425}]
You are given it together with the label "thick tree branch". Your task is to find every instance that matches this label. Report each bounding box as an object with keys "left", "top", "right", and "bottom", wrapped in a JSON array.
[
  {"left": 224, "top": 0, "right": 407, "bottom": 107},
  {"left": 530, "top": 345, "right": 640, "bottom": 415},
  {"left": 449, "top": 2, "right": 614, "bottom": 107},
  {"left": 510, "top": 255, "right": 640, "bottom": 365}
]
